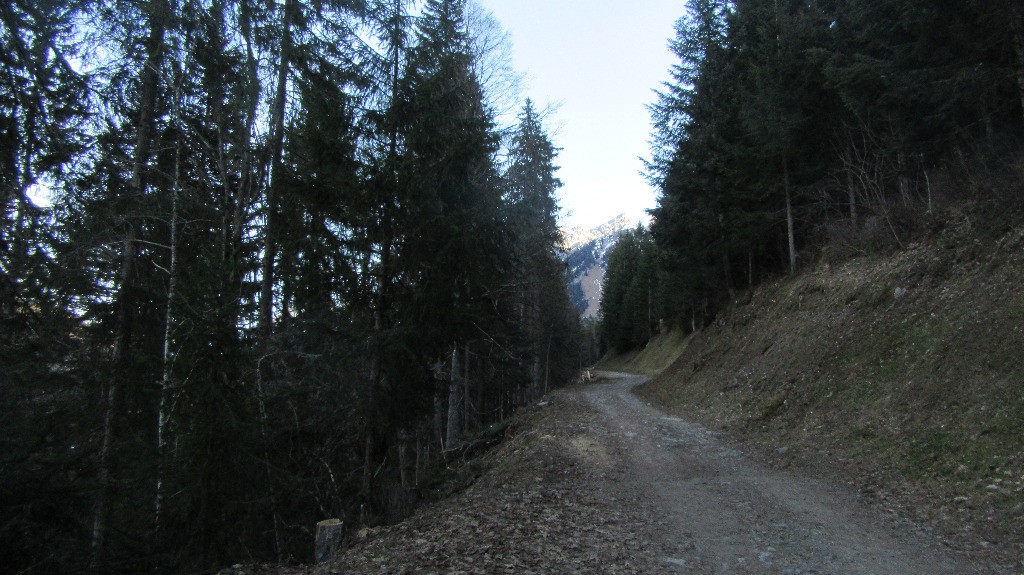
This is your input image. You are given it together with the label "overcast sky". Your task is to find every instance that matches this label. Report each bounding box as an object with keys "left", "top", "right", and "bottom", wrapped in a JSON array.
[{"left": 481, "top": 0, "right": 683, "bottom": 231}]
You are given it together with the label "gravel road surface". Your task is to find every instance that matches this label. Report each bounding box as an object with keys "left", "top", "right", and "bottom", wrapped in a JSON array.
[
  {"left": 307, "top": 372, "right": 988, "bottom": 574},
  {"left": 583, "top": 372, "right": 980, "bottom": 574}
]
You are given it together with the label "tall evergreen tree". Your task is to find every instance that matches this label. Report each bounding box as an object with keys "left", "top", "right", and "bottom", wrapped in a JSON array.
[
  {"left": 394, "top": 0, "right": 507, "bottom": 380},
  {"left": 357, "top": 0, "right": 513, "bottom": 508},
  {"left": 506, "top": 98, "right": 573, "bottom": 398},
  {"left": 0, "top": 0, "right": 89, "bottom": 383},
  {"left": 85, "top": 0, "right": 173, "bottom": 565},
  {"left": 647, "top": 0, "right": 736, "bottom": 324}
]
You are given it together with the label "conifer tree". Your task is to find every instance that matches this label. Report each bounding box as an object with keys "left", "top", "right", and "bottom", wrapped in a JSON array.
[
  {"left": 394, "top": 0, "right": 507, "bottom": 393},
  {"left": 0, "top": 0, "right": 590, "bottom": 569},
  {"left": 0, "top": 0, "right": 89, "bottom": 381},
  {"left": 506, "top": 98, "right": 573, "bottom": 397},
  {"left": 647, "top": 0, "right": 736, "bottom": 324},
  {"left": 85, "top": 0, "right": 173, "bottom": 565},
  {"left": 0, "top": 1, "right": 92, "bottom": 571},
  {"left": 599, "top": 226, "right": 658, "bottom": 353}
]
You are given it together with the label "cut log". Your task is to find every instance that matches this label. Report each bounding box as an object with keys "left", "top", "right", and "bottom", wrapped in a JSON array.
[{"left": 315, "top": 518, "right": 343, "bottom": 564}]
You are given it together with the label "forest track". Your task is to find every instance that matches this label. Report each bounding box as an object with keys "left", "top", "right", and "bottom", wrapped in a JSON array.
[
  {"left": 306, "top": 372, "right": 990, "bottom": 575},
  {"left": 580, "top": 372, "right": 983, "bottom": 574}
]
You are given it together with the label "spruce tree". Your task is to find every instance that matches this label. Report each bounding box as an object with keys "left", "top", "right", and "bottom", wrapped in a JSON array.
[
  {"left": 647, "top": 0, "right": 737, "bottom": 324},
  {"left": 394, "top": 0, "right": 507, "bottom": 367},
  {"left": 505, "top": 98, "right": 576, "bottom": 398}
]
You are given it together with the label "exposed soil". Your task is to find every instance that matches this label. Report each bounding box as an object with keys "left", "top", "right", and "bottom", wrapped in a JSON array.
[{"left": 240, "top": 371, "right": 1003, "bottom": 575}]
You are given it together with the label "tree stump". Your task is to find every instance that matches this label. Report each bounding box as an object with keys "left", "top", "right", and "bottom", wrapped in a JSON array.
[{"left": 315, "top": 518, "right": 343, "bottom": 564}]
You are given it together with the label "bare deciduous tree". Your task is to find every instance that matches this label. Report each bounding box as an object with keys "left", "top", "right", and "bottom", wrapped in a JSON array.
[{"left": 466, "top": 0, "right": 523, "bottom": 119}]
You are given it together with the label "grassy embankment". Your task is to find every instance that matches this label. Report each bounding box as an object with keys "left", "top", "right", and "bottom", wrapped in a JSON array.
[{"left": 595, "top": 329, "right": 692, "bottom": 376}]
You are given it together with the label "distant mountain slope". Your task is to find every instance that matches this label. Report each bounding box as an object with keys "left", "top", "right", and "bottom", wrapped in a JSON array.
[{"left": 562, "top": 214, "right": 634, "bottom": 318}]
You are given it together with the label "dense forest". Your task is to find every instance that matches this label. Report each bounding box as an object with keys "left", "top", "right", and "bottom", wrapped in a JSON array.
[
  {"left": 601, "top": 0, "right": 1024, "bottom": 351},
  {"left": 0, "top": 0, "right": 586, "bottom": 572}
]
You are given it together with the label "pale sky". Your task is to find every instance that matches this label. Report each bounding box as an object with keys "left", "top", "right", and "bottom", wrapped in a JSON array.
[{"left": 481, "top": 0, "right": 682, "bottom": 230}]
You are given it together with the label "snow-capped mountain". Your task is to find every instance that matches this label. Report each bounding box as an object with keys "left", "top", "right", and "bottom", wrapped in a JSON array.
[{"left": 562, "top": 214, "right": 635, "bottom": 319}]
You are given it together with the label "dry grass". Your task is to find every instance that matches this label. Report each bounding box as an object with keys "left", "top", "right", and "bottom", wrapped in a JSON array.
[
  {"left": 636, "top": 216, "right": 1024, "bottom": 570},
  {"left": 596, "top": 329, "right": 692, "bottom": 376}
]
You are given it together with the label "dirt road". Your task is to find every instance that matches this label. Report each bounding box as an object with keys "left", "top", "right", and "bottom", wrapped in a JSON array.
[
  {"left": 323, "top": 372, "right": 995, "bottom": 574},
  {"left": 582, "top": 372, "right": 980, "bottom": 574}
]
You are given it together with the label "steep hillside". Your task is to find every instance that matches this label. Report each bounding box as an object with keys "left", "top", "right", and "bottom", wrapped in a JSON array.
[
  {"left": 595, "top": 329, "right": 692, "bottom": 376},
  {"left": 563, "top": 214, "right": 634, "bottom": 318},
  {"left": 636, "top": 215, "right": 1024, "bottom": 569}
]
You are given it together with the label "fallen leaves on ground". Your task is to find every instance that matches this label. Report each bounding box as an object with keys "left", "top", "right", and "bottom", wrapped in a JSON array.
[{"left": 318, "top": 393, "right": 667, "bottom": 575}]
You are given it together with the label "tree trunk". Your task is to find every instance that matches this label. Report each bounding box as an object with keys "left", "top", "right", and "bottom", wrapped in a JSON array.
[
  {"left": 747, "top": 250, "right": 754, "bottom": 290},
  {"left": 434, "top": 392, "right": 445, "bottom": 449},
  {"left": 647, "top": 283, "right": 653, "bottom": 342},
  {"left": 235, "top": 0, "right": 261, "bottom": 252},
  {"left": 722, "top": 251, "right": 735, "bottom": 298},
  {"left": 92, "top": 1, "right": 167, "bottom": 565},
  {"left": 360, "top": 431, "right": 375, "bottom": 517},
  {"left": 462, "top": 344, "right": 473, "bottom": 433},
  {"left": 718, "top": 213, "right": 735, "bottom": 299},
  {"left": 397, "top": 429, "right": 413, "bottom": 489},
  {"left": 258, "top": 0, "right": 295, "bottom": 340},
  {"left": 846, "top": 168, "right": 857, "bottom": 227},
  {"left": 543, "top": 334, "right": 552, "bottom": 395},
  {"left": 446, "top": 345, "right": 462, "bottom": 447},
  {"left": 254, "top": 1, "right": 294, "bottom": 554},
  {"left": 255, "top": 360, "right": 284, "bottom": 562},
  {"left": 897, "top": 151, "right": 911, "bottom": 207},
  {"left": 415, "top": 437, "right": 423, "bottom": 486},
  {"left": 784, "top": 160, "right": 796, "bottom": 275},
  {"left": 531, "top": 353, "right": 542, "bottom": 402},
  {"left": 924, "top": 168, "right": 933, "bottom": 213},
  {"left": 155, "top": 79, "right": 183, "bottom": 529},
  {"left": 361, "top": 0, "right": 402, "bottom": 498},
  {"left": 499, "top": 378, "right": 506, "bottom": 422}
]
